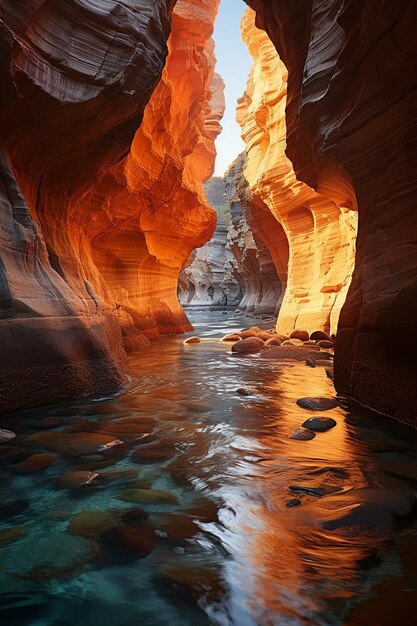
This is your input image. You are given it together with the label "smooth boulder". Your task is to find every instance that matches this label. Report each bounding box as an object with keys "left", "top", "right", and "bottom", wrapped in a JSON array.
[
  {"left": 302, "top": 417, "right": 337, "bottom": 432},
  {"left": 232, "top": 337, "right": 264, "bottom": 355},
  {"left": 296, "top": 397, "right": 338, "bottom": 411}
]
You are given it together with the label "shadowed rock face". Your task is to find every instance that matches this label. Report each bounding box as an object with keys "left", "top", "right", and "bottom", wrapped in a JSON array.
[
  {"left": 178, "top": 177, "right": 241, "bottom": 308},
  {"left": 224, "top": 154, "right": 286, "bottom": 317},
  {"left": 0, "top": 0, "right": 222, "bottom": 413},
  {"left": 248, "top": 0, "right": 417, "bottom": 423}
]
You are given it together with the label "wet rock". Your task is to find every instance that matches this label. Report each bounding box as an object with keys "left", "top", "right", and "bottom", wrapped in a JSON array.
[
  {"left": 2, "top": 532, "right": 100, "bottom": 577},
  {"left": 310, "top": 331, "right": 331, "bottom": 341},
  {"left": 296, "top": 397, "right": 338, "bottom": 411},
  {"left": 157, "top": 564, "right": 222, "bottom": 605},
  {"left": 286, "top": 498, "right": 301, "bottom": 508},
  {"left": 68, "top": 510, "right": 121, "bottom": 538},
  {"left": 236, "top": 388, "right": 252, "bottom": 396},
  {"left": 131, "top": 441, "right": 176, "bottom": 464},
  {"left": 289, "top": 485, "right": 325, "bottom": 497},
  {"left": 264, "top": 337, "right": 282, "bottom": 347},
  {"left": 290, "top": 329, "right": 309, "bottom": 342},
  {"left": 0, "top": 499, "right": 29, "bottom": 520},
  {"left": 0, "top": 526, "right": 28, "bottom": 545},
  {"left": 0, "top": 446, "right": 33, "bottom": 466},
  {"left": 183, "top": 336, "right": 201, "bottom": 345},
  {"left": 221, "top": 334, "right": 241, "bottom": 342},
  {"left": 0, "top": 429, "right": 16, "bottom": 443},
  {"left": 180, "top": 399, "right": 209, "bottom": 412},
  {"left": 97, "top": 469, "right": 138, "bottom": 484},
  {"left": 302, "top": 417, "right": 337, "bottom": 432},
  {"left": 320, "top": 503, "right": 394, "bottom": 537},
  {"left": 231, "top": 337, "right": 264, "bottom": 355},
  {"left": 117, "top": 488, "right": 178, "bottom": 505},
  {"left": 13, "top": 453, "right": 55, "bottom": 473},
  {"left": 240, "top": 330, "right": 259, "bottom": 339},
  {"left": 261, "top": 345, "right": 318, "bottom": 361},
  {"left": 154, "top": 513, "right": 200, "bottom": 543},
  {"left": 317, "top": 340, "right": 334, "bottom": 349},
  {"left": 109, "top": 523, "right": 156, "bottom": 557},
  {"left": 58, "top": 471, "right": 99, "bottom": 489},
  {"left": 257, "top": 331, "right": 274, "bottom": 341},
  {"left": 120, "top": 507, "right": 149, "bottom": 525},
  {"left": 71, "top": 422, "right": 154, "bottom": 444},
  {"left": 290, "top": 428, "right": 316, "bottom": 441},
  {"left": 24, "top": 431, "right": 123, "bottom": 456}
]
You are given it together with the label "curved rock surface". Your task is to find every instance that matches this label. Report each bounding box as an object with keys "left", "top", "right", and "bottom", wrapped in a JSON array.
[
  {"left": 224, "top": 153, "right": 286, "bottom": 317},
  {"left": 248, "top": 0, "right": 417, "bottom": 423},
  {"left": 0, "top": 0, "right": 222, "bottom": 412},
  {"left": 238, "top": 9, "right": 357, "bottom": 335},
  {"left": 178, "top": 177, "right": 241, "bottom": 308}
]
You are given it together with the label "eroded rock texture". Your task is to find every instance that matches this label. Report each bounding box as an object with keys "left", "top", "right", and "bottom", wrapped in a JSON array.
[
  {"left": 238, "top": 9, "right": 357, "bottom": 335},
  {"left": 224, "top": 154, "right": 286, "bottom": 317},
  {"left": 248, "top": 0, "right": 417, "bottom": 422},
  {"left": 0, "top": 0, "right": 222, "bottom": 412},
  {"left": 178, "top": 177, "right": 241, "bottom": 308}
]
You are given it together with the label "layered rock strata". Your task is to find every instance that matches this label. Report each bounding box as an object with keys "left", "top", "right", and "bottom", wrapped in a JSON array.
[
  {"left": 238, "top": 9, "right": 357, "bottom": 335},
  {"left": 178, "top": 177, "right": 241, "bottom": 308},
  {"left": 248, "top": 0, "right": 417, "bottom": 423},
  {"left": 0, "top": 0, "right": 222, "bottom": 413},
  {"left": 224, "top": 154, "right": 286, "bottom": 317}
]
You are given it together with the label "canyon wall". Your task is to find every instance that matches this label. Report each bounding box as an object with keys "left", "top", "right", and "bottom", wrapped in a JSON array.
[
  {"left": 224, "top": 154, "right": 286, "bottom": 317},
  {"left": 178, "top": 177, "right": 241, "bottom": 308},
  {"left": 238, "top": 8, "right": 357, "bottom": 335},
  {"left": 0, "top": 0, "right": 222, "bottom": 413},
  {"left": 248, "top": 0, "right": 417, "bottom": 423}
]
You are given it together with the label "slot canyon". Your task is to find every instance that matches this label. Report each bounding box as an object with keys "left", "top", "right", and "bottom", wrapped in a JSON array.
[{"left": 1, "top": 1, "right": 417, "bottom": 625}]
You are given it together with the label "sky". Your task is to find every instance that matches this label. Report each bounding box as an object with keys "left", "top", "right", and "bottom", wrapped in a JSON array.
[{"left": 212, "top": 0, "right": 253, "bottom": 177}]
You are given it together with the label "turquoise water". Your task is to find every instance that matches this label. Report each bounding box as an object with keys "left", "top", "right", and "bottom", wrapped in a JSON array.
[{"left": 1, "top": 311, "right": 417, "bottom": 625}]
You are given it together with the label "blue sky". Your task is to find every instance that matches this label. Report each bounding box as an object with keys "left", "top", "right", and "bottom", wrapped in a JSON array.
[{"left": 213, "top": 0, "right": 253, "bottom": 176}]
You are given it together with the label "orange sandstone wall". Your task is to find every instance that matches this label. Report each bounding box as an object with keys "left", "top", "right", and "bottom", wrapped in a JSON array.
[
  {"left": 238, "top": 9, "right": 357, "bottom": 336},
  {"left": 247, "top": 0, "right": 417, "bottom": 423},
  {"left": 0, "top": 0, "right": 222, "bottom": 412}
]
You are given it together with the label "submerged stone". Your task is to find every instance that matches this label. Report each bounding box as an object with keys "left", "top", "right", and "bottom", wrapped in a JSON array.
[
  {"left": 58, "top": 470, "right": 99, "bottom": 489},
  {"left": 320, "top": 503, "right": 394, "bottom": 537},
  {"left": 302, "top": 417, "right": 337, "bottom": 432},
  {"left": 289, "top": 485, "right": 325, "bottom": 497},
  {"left": 24, "top": 431, "right": 124, "bottom": 456},
  {"left": 13, "top": 453, "right": 55, "bottom": 473},
  {"left": 132, "top": 441, "right": 176, "bottom": 464},
  {"left": 0, "top": 499, "right": 29, "bottom": 520},
  {"left": 117, "top": 488, "right": 178, "bottom": 505},
  {"left": 296, "top": 397, "right": 338, "bottom": 411},
  {"left": 286, "top": 498, "right": 301, "bottom": 508}
]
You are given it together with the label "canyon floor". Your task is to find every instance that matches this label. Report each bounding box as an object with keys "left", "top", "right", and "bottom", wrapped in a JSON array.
[{"left": 1, "top": 311, "right": 417, "bottom": 626}]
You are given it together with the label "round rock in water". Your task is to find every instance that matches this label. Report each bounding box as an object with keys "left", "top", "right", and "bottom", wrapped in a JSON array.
[
  {"left": 286, "top": 498, "right": 301, "bottom": 508},
  {"left": 0, "top": 429, "right": 16, "bottom": 443},
  {"left": 296, "top": 397, "right": 338, "bottom": 411},
  {"left": 183, "top": 336, "right": 201, "bottom": 345},
  {"left": 302, "top": 417, "right": 337, "bottom": 432},
  {"left": 290, "top": 428, "right": 316, "bottom": 441}
]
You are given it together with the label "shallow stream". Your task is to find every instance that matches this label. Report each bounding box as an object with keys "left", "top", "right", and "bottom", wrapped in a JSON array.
[{"left": 1, "top": 311, "right": 417, "bottom": 625}]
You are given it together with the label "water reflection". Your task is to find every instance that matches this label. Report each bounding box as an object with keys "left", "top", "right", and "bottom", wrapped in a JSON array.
[{"left": 0, "top": 311, "right": 417, "bottom": 625}]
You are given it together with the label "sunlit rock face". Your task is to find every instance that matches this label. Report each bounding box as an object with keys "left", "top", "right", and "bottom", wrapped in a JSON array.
[
  {"left": 224, "top": 154, "right": 286, "bottom": 317},
  {"left": 238, "top": 9, "right": 357, "bottom": 335},
  {"left": 248, "top": 0, "right": 417, "bottom": 423},
  {"left": 178, "top": 178, "right": 241, "bottom": 308},
  {"left": 0, "top": 0, "right": 221, "bottom": 412}
]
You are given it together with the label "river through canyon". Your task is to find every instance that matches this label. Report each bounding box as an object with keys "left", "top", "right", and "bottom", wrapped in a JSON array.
[{"left": 0, "top": 312, "right": 416, "bottom": 625}]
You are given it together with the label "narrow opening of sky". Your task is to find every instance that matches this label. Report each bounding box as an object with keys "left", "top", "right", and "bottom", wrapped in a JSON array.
[{"left": 213, "top": 0, "right": 253, "bottom": 177}]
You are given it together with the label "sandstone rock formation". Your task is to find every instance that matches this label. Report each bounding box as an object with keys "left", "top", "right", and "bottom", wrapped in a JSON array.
[
  {"left": 178, "top": 177, "right": 241, "bottom": 308},
  {"left": 224, "top": 154, "right": 286, "bottom": 317},
  {"left": 247, "top": 0, "right": 417, "bottom": 423},
  {"left": 238, "top": 9, "right": 357, "bottom": 335},
  {"left": 0, "top": 0, "right": 222, "bottom": 412}
]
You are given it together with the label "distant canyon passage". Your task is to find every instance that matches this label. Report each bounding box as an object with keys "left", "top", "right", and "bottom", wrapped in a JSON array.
[{"left": 0, "top": 0, "right": 417, "bottom": 424}]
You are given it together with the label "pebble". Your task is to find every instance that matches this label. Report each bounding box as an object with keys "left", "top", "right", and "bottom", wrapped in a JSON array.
[
  {"left": 296, "top": 397, "right": 338, "bottom": 411},
  {"left": 302, "top": 417, "right": 337, "bottom": 432},
  {"left": 290, "top": 428, "right": 316, "bottom": 441},
  {"left": 183, "top": 337, "right": 201, "bottom": 345},
  {"left": 310, "top": 331, "right": 331, "bottom": 341},
  {"left": 289, "top": 485, "right": 325, "bottom": 497},
  {"left": 286, "top": 499, "right": 301, "bottom": 508}
]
